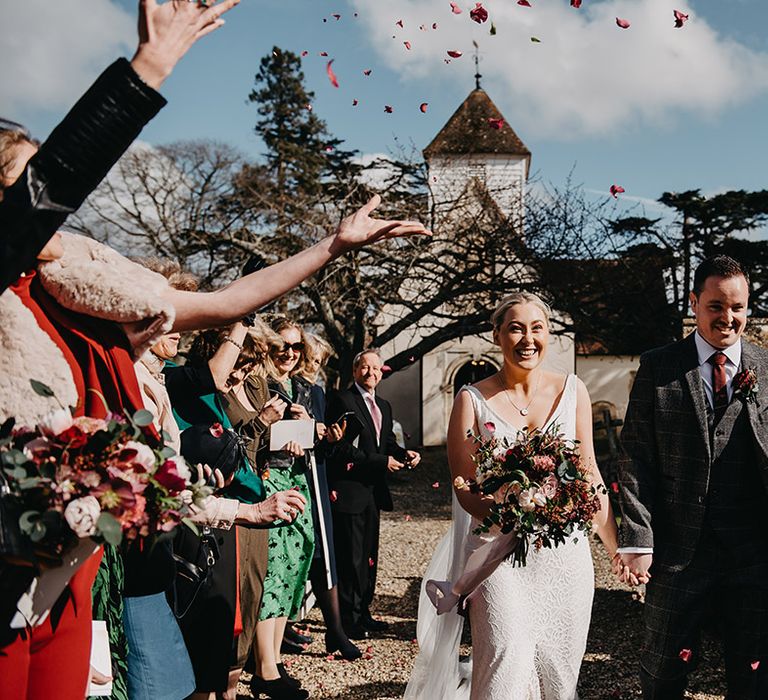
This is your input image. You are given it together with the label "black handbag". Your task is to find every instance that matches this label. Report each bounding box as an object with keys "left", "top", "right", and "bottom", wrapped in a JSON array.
[{"left": 169, "top": 524, "right": 220, "bottom": 619}]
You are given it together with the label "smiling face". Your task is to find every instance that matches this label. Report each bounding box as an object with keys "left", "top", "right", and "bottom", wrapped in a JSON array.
[
  {"left": 690, "top": 274, "right": 749, "bottom": 349},
  {"left": 494, "top": 302, "right": 549, "bottom": 371},
  {"left": 353, "top": 352, "right": 383, "bottom": 392},
  {"left": 151, "top": 332, "right": 181, "bottom": 360},
  {"left": 273, "top": 326, "right": 303, "bottom": 377}
]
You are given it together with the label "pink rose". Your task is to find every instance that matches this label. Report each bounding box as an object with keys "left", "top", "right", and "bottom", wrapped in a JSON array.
[
  {"left": 532, "top": 455, "right": 556, "bottom": 472},
  {"left": 540, "top": 474, "right": 559, "bottom": 499},
  {"left": 121, "top": 440, "right": 157, "bottom": 472},
  {"left": 64, "top": 496, "right": 101, "bottom": 537}
]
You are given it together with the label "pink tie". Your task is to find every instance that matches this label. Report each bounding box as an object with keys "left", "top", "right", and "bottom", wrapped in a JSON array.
[{"left": 366, "top": 394, "right": 382, "bottom": 442}]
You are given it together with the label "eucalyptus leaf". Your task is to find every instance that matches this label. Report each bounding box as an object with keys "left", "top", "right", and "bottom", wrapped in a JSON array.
[
  {"left": 160, "top": 446, "right": 176, "bottom": 460},
  {"left": 97, "top": 512, "right": 123, "bottom": 546},
  {"left": 30, "top": 379, "right": 55, "bottom": 398},
  {"left": 132, "top": 409, "right": 155, "bottom": 427},
  {"left": 19, "top": 510, "right": 40, "bottom": 534}
]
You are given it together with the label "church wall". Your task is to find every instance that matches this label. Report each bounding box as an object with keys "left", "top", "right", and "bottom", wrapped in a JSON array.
[
  {"left": 376, "top": 359, "right": 422, "bottom": 449},
  {"left": 575, "top": 355, "right": 640, "bottom": 422}
]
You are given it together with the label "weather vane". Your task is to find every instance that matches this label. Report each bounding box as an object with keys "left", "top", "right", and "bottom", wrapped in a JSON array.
[{"left": 473, "top": 40, "right": 482, "bottom": 90}]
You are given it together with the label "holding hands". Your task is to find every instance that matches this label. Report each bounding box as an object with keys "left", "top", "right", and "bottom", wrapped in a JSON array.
[{"left": 612, "top": 552, "right": 652, "bottom": 587}]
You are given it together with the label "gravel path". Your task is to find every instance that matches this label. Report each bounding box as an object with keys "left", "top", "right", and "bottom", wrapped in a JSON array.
[{"left": 238, "top": 447, "right": 726, "bottom": 700}]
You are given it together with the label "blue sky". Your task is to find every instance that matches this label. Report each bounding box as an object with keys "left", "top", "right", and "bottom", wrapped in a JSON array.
[{"left": 3, "top": 0, "right": 767, "bottom": 216}]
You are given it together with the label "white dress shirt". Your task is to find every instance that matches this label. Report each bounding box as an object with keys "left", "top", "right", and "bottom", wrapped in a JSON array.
[
  {"left": 618, "top": 332, "right": 742, "bottom": 556},
  {"left": 355, "top": 382, "right": 381, "bottom": 443}
]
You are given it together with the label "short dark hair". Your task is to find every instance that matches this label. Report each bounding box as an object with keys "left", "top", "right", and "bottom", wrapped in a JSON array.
[{"left": 692, "top": 255, "right": 749, "bottom": 297}]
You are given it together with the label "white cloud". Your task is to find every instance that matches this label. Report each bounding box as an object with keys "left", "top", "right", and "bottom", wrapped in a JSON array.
[
  {"left": 351, "top": 0, "right": 768, "bottom": 138},
  {"left": 0, "top": 0, "right": 133, "bottom": 115}
]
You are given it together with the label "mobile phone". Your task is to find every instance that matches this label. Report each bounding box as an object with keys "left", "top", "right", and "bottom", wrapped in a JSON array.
[{"left": 271, "top": 390, "right": 293, "bottom": 406}]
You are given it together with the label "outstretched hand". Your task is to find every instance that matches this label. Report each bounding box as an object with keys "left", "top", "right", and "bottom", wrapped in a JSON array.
[
  {"left": 131, "top": 0, "right": 240, "bottom": 89},
  {"left": 330, "top": 194, "right": 431, "bottom": 256}
]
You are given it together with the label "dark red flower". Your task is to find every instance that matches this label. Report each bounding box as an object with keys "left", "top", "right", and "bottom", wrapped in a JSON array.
[
  {"left": 155, "top": 459, "right": 188, "bottom": 493},
  {"left": 57, "top": 425, "right": 88, "bottom": 449}
]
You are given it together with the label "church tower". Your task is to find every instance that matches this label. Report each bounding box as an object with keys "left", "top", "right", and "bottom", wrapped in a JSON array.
[{"left": 423, "top": 83, "right": 531, "bottom": 222}]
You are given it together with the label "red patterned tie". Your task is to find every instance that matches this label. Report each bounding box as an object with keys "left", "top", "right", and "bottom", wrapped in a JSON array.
[{"left": 708, "top": 351, "right": 728, "bottom": 421}]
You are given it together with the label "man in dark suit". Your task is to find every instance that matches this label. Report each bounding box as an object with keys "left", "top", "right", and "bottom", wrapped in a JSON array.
[
  {"left": 326, "top": 349, "right": 421, "bottom": 638},
  {"left": 617, "top": 255, "right": 768, "bottom": 698}
]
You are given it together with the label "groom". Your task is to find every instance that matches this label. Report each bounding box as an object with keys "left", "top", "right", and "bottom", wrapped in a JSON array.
[{"left": 617, "top": 255, "right": 768, "bottom": 698}]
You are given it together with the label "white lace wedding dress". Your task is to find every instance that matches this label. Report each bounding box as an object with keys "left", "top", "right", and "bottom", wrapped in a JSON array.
[{"left": 405, "top": 375, "right": 594, "bottom": 700}]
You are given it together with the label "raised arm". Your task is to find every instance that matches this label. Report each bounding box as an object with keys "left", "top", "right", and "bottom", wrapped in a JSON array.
[
  {"left": 574, "top": 377, "right": 618, "bottom": 558},
  {"left": 168, "top": 195, "right": 430, "bottom": 331},
  {"left": 447, "top": 389, "right": 495, "bottom": 520}
]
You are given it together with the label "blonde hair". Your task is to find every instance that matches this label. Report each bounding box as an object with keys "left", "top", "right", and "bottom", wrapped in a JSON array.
[
  {"left": 491, "top": 292, "right": 552, "bottom": 331},
  {"left": 136, "top": 257, "right": 199, "bottom": 292},
  {"left": 296, "top": 333, "right": 334, "bottom": 381},
  {"left": 245, "top": 317, "right": 283, "bottom": 378}
]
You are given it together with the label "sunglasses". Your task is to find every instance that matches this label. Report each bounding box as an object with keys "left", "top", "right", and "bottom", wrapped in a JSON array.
[
  {"left": 280, "top": 342, "right": 305, "bottom": 353},
  {"left": 0, "top": 118, "right": 32, "bottom": 140}
]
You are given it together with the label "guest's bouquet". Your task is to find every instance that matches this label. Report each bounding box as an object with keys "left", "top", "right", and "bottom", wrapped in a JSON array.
[
  {"left": 454, "top": 422, "right": 602, "bottom": 567},
  {"left": 0, "top": 386, "right": 208, "bottom": 568}
]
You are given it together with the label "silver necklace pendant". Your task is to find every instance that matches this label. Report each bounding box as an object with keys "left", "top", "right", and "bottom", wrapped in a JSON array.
[{"left": 520, "top": 408, "right": 529, "bottom": 416}]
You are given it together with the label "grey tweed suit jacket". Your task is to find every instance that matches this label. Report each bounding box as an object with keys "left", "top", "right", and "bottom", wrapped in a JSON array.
[{"left": 617, "top": 332, "right": 768, "bottom": 573}]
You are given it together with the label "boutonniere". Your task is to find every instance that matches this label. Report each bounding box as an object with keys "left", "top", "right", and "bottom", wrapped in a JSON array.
[{"left": 734, "top": 368, "right": 759, "bottom": 404}]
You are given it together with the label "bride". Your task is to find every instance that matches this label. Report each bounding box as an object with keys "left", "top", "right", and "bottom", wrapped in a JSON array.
[{"left": 405, "top": 292, "right": 619, "bottom": 700}]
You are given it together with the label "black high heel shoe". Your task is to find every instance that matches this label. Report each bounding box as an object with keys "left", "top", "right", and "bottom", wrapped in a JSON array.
[
  {"left": 326, "top": 631, "right": 363, "bottom": 661},
  {"left": 250, "top": 675, "right": 309, "bottom": 700},
  {"left": 277, "top": 662, "right": 301, "bottom": 689}
]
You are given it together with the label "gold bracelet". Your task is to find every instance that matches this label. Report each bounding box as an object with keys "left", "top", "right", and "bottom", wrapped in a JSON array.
[{"left": 223, "top": 336, "right": 243, "bottom": 351}]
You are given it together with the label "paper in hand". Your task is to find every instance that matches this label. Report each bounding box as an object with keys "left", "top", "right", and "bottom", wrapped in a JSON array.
[{"left": 269, "top": 419, "right": 316, "bottom": 451}]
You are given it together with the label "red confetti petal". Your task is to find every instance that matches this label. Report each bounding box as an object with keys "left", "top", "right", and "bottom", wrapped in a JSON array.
[
  {"left": 330, "top": 490, "right": 338, "bottom": 501},
  {"left": 301, "top": 50, "right": 308, "bottom": 57},
  {"left": 616, "top": 17, "right": 630, "bottom": 29},
  {"left": 326, "top": 59, "right": 340, "bottom": 88},
  {"left": 408, "top": 356, "right": 416, "bottom": 363},
  {"left": 484, "top": 421, "right": 496, "bottom": 432},
  {"left": 450, "top": 2, "right": 462, "bottom": 14},
  {"left": 571, "top": 0, "right": 582, "bottom": 7},
  {"left": 432, "top": 481, "right": 440, "bottom": 489},
  {"left": 679, "top": 648, "right": 692, "bottom": 663},
  {"left": 368, "top": 557, "right": 375, "bottom": 567},
  {"left": 420, "top": 24, "right": 427, "bottom": 31},
  {"left": 673, "top": 9, "right": 689, "bottom": 28},
  {"left": 752, "top": 660, "right": 761, "bottom": 671},
  {"left": 611, "top": 482, "right": 620, "bottom": 493},
  {"left": 447, "top": 50, "right": 463, "bottom": 58},
  {"left": 209, "top": 422, "right": 224, "bottom": 438},
  {"left": 352, "top": 99, "right": 359, "bottom": 106},
  {"left": 470, "top": 3, "right": 488, "bottom": 23},
  {"left": 396, "top": 19, "right": 404, "bottom": 28},
  {"left": 381, "top": 364, "right": 393, "bottom": 372},
  {"left": 420, "top": 102, "right": 428, "bottom": 113},
  {"left": 384, "top": 105, "right": 394, "bottom": 113},
  {"left": 404, "top": 514, "right": 413, "bottom": 521},
  {"left": 365, "top": 645, "right": 373, "bottom": 654},
  {"left": 433, "top": 22, "right": 438, "bottom": 29},
  {"left": 319, "top": 51, "right": 329, "bottom": 56},
  {"left": 610, "top": 184, "right": 625, "bottom": 198},
  {"left": 404, "top": 41, "right": 412, "bottom": 50},
  {"left": 488, "top": 117, "right": 504, "bottom": 129},
  {"left": 517, "top": 0, "right": 531, "bottom": 6},
  {"left": 306, "top": 104, "right": 313, "bottom": 111},
  {"left": 363, "top": 69, "right": 372, "bottom": 76},
  {"left": 346, "top": 462, "right": 354, "bottom": 471},
  {"left": 411, "top": 638, "right": 418, "bottom": 644},
  {"left": 325, "top": 654, "right": 335, "bottom": 661},
  {"left": 332, "top": 13, "right": 341, "bottom": 20}
]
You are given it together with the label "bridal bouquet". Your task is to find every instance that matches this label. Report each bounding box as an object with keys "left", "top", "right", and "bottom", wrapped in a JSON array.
[
  {"left": 454, "top": 422, "right": 601, "bottom": 567},
  {"left": 1, "top": 394, "right": 208, "bottom": 567}
]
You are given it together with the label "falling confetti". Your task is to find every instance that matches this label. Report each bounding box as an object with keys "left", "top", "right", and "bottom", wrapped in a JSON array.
[
  {"left": 679, "top": 649, "right": 692, "bottom": 663},
  {"left": 530, "top": 36, "right": 541, "bottom": 42},
  {"left": 433, "top": 22, "right": 438, "bottom": 29},
  {"left": 610, "top": 184, "right": 626, "bottom": 198},
  {"left": 432, "top": 482, "right": 440, "bottom": 489},
  {"left": 571, "top": 0, "right": 582, "bottom": 7},
  {"left": 469, "top": 3, "right": 488, "bottom": 23},
  {"left": 332, "top": 13, "right": 341, "bottom": 20},
  {"left": 404, "top": 514, "right": 413, "bottom": 521},
  {"left": 611, "top": 482, "right": 619, "bottom": 493},
  {"left": 301, "top": 50, "right": 308, "bottom": 57},
  {"left": 616, "top": 17, "right": 630, "bottom": 29},
  {"left": 490, "top": 22, "right": 497, "bottom": 35},
  {"left": 369, "top": 557, "right": 375, "bottom": 567},
  {"left": 352, "top": 98, "right": 358, "bottom": 106},
  {"left": 306, "top": 104, "right": 313, "bottom": 111},
  {"left": 330, "top": 490, "right": 338, "bottom": 501},
  {"left": 518, "top": 0, "right": 531, "bottom": 6},
  {"left": 346, "top": 462, "right": 354, "bottom": 471},
  {"left": 404, "top": 41, "right": 412, "bottom": 49},
  {"left": 326, "top": 60, "right": 339, "bottom": 88},
  {"left": 363, "top": 69, "right": 372, "bottom": 75},
  {"left": 420, "top": 102, "right": 429, "bottom": 112},
  {"left": 488, "top": 117, "right": 504, "bottom": 129},
  {"left": 209, "top": 422, "right": 224, "bottom": 437},
  {"left": 319, "top": 51, "right": 329, "bottom": 56},
  {"left": 450, "top": 2, "right": 462, "bottom": 14},
  {"left": 381, "top": 364, "right": 392, "bottom": 372},
  {"left": 384, "top": 105, "right": 394, "bottom": 113},
  {"left": 673, "top": 9, "right": 689, "bottom": 28},
  {"left": 751, "top": 661, "right": 761, "bottom": 671},
  {"left": 447, "top": 50, "right": 463, "bottom": 58}
]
